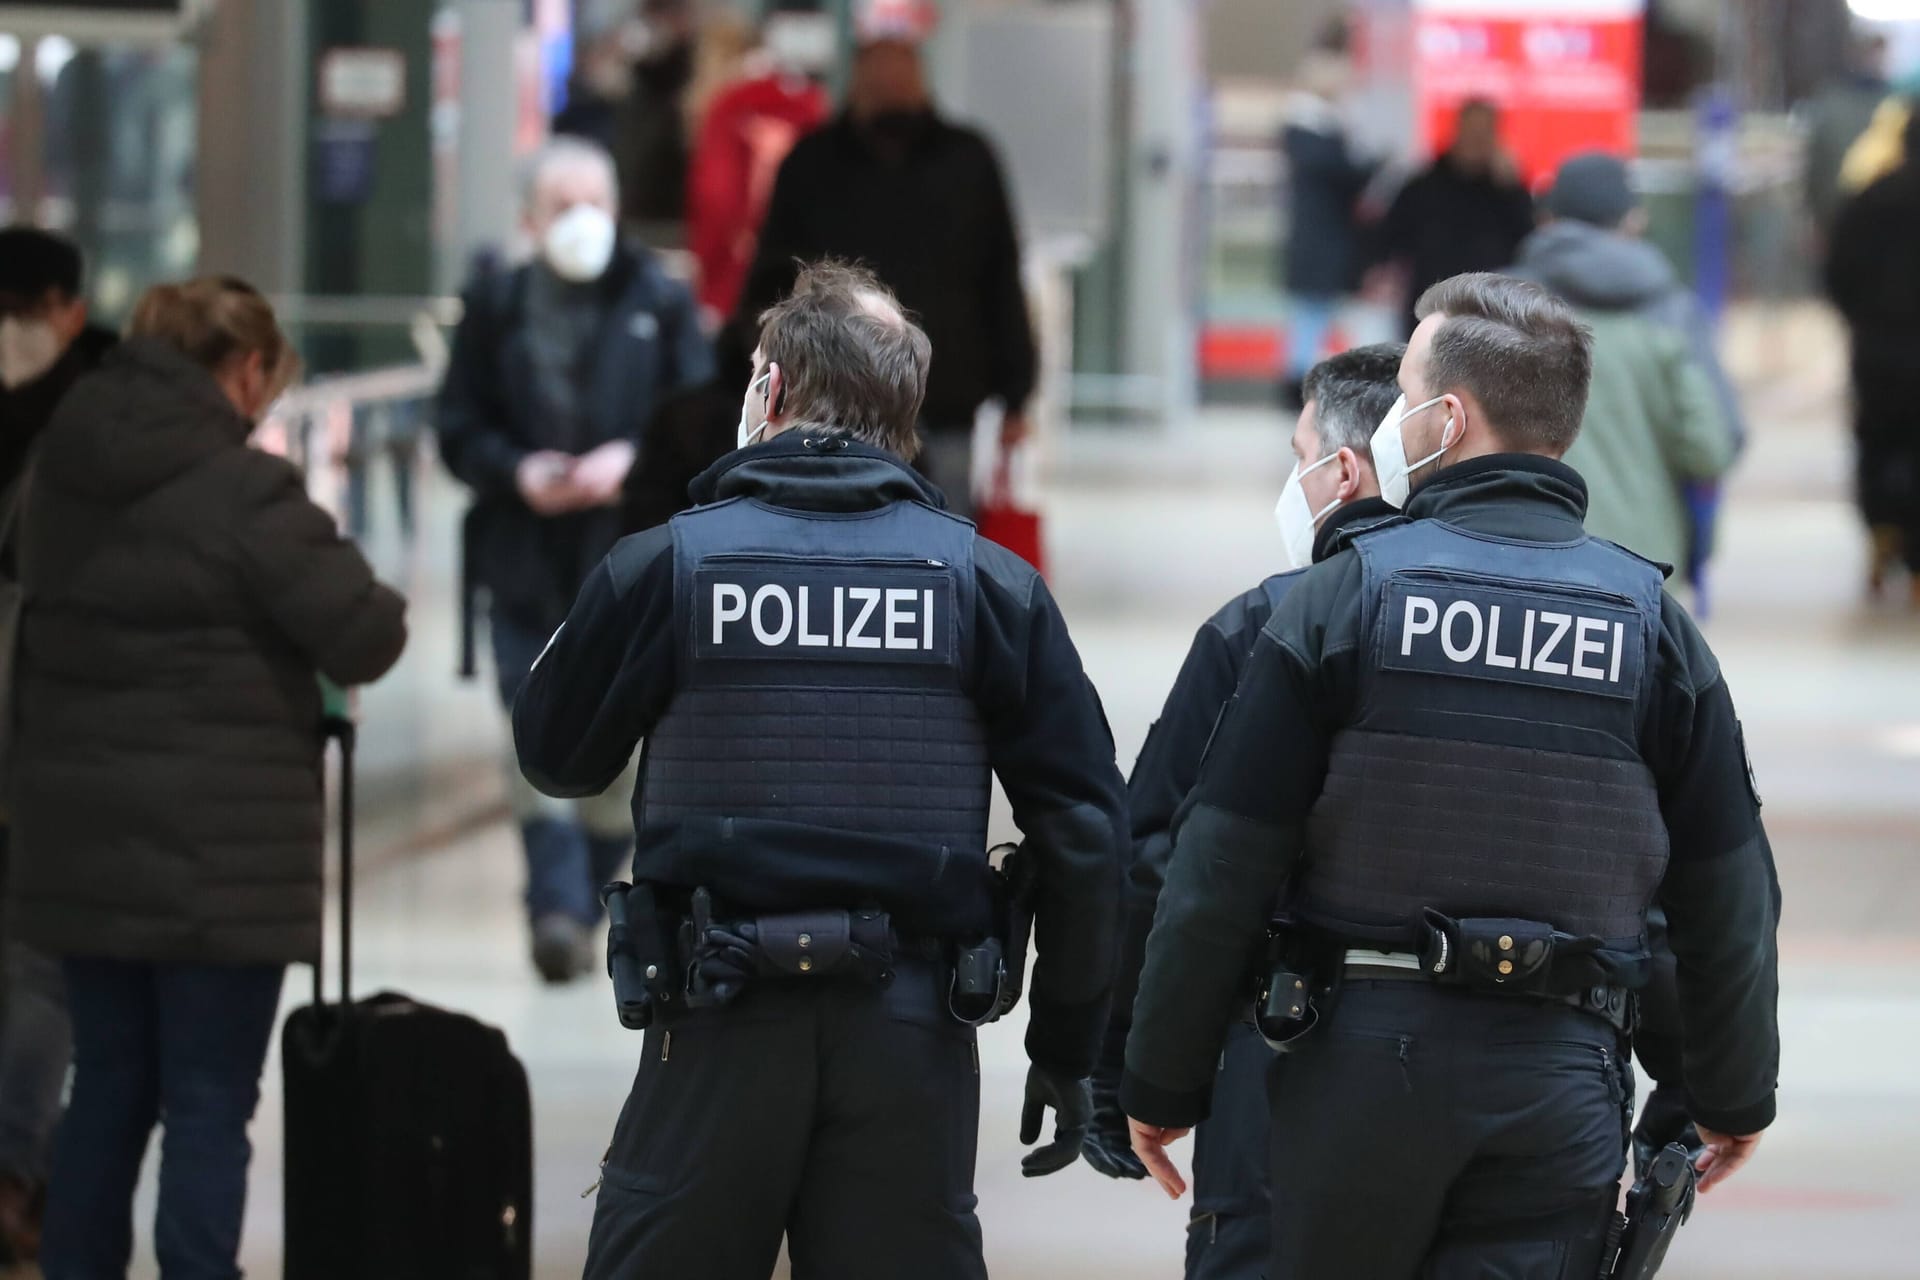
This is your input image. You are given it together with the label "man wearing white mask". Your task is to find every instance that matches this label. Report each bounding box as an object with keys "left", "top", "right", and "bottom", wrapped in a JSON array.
[
  {"left": 1079, "top": 345, "right": 1400, "bottom": 1280},
  {"left": 1126, "top": 275, "right": 1779, "bottom": 1278},
  {"left": 438, "top": 136, "right": 713, "bottom": 983}
]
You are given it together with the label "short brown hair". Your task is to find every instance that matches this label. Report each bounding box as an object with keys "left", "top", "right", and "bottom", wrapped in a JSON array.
[
  {"left": 129, "top": 276, "right": 300, "bottom": 398},
  {"left": 756, "top": 260, "right": 931, "bottom": 461},
  {"left": 1413, "top": 273, "right": 1593, "bottom": 454}
]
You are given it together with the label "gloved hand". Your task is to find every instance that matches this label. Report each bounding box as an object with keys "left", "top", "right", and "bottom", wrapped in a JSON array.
[
  {"left": 1080, "top": 1059, "right": 1146, "bottom": 1179},
  {"left": 694, "top": 922, "right": 758, "bottom": 1004},
  {"left": 1019, "top": 1064, "right": 1092, "bottom": 1177}
]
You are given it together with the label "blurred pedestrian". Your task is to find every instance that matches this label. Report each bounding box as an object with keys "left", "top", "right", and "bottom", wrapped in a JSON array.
[
  {"left": 686, "top": 21, "right": 829, "bottom": 323},
  {"left": 13, "top": 277, "right": 407, "bottom": 1280},
  {"left": 1825, "top": 107, "right": 1920, "bottom": 602},
  {"left": 1513, "top": 152, "right": 1740, "bottom": 582},
  {"left": 0, "top": 225, "right": 116, "bottom": 1266},
  {"left": 437, "top": 136, "right": 712, "bottom": 982},
  {"left": 555, "top": 20, "right": 637, "bottom": 155},
  {"left": 1803, "top": 31, "right": 1889, "bottom": 250},
  {"left": 616, "top": 0, "right": 697, "bottom": 246},
  {"left": 738, "top": 0, "right": 1036, "bottom": 518},
  {"left": 1279, "top": 49, "right": 1378, "bottom": 406},
  {"left": 1375, "top": 99, "right": 1535, "bottom": 335},
  {"left": 619, "top": 318, "right": 750, "bottom": 535}
]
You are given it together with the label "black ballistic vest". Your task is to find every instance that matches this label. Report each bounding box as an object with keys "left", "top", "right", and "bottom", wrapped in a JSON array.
[
  {"left": 638, "top": 490, "right": 992, "bottom": 934},
  {"left": 1299, "top": 519, "right": 1670, "bottom": 949}
]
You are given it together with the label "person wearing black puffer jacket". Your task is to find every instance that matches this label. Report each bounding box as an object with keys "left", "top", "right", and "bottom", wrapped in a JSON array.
[{"left": 11, "top": 277, "right": 407, "bottom": 1280}]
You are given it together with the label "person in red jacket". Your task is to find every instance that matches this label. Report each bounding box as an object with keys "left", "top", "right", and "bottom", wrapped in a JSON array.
[{"left": 686, "top": 47, "right": 829, "bottom": 321}]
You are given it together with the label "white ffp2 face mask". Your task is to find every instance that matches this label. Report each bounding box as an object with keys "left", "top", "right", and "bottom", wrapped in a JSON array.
[
  {"left": 1273, "top": 451, "right": 1341, "bottom": 570},
  {"left": 543, "top": 203, "right": 618, "bottom": 283},
  {"left": 0, "top": 317, "right": 63, "bottom": 390},
  {"left": 1369, "top": 392, "right": 1454, "bottom": 509},
  {"left": 736, "top": 370, "right": 773, "bottom": 450}
]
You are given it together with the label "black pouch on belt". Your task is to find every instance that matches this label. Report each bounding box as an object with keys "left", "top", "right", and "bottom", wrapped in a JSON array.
[
  {"left": 1444, "top": 913, "right": 1556, "bottom": 992},
  {"left": 753, "top": 908, "right": 895, "bottom": 982},
  {"left": 603, "top": 881, "right": 677, "bottom": 1029}
]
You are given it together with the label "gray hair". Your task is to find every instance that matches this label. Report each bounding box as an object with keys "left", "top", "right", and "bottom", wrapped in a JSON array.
[
  {"left": 757, "top": 260, "right": 931, "bottom": 461},
  {"left": 519, "top": 136, "right": 619, "bottom": 212},
  {"left": 1302, "top": 342, "right": 1406, "bottom": 455},
  {"left": 1413, "top": 273, "right": 1593, "bottom": 455}
]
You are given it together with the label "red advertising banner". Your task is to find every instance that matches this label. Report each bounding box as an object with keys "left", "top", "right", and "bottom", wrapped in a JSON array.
[{"left": 1413, "top": 0, "right": 1645, "bottom": 186}]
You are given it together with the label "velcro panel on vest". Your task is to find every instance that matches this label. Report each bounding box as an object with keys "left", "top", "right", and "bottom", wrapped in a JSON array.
[
  {"left": 643, "top": 686, "right": 991, "bottom": 854},
  {"left": 1301, "top": 728, "right": 1668, "bottom": 944}
]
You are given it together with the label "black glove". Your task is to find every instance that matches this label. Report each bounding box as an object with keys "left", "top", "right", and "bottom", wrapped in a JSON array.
[
  {"left": 1080, "top": 1059, "right": 1146, "bottom": 1180},
  {"left": 694, "top": 923, "right": 758, "bottom": 1005},
  {"left": 1019, "top": 1064, "right": 1092, "bottom": 1177}
]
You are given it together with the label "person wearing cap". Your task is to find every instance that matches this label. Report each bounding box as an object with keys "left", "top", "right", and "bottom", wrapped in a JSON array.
[
  {"left": 1511, "top": 152, "right": 1739, "bottom": 586},
  {"left": 736, "top": 0, "right": 1036, "bottom": 518},
  {"left": 0, "top": 225, "right": 115, "bottom": 1265}
]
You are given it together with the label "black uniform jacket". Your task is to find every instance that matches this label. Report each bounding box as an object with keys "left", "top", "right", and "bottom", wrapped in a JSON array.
[
  {"left": 513, "top": 433, "right": 1129, "bottom": 1076},
  {"left": 1122, "top": 456, "right": 1781, "bottom": 1136},
  {"left": 1107, "top": 498, "right": 1398, "bottom": 1056}
]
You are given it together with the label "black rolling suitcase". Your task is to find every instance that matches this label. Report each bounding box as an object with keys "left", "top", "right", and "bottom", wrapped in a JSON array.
[{"left": 282, "top": 717, "right": 534, "bottom": 1280}]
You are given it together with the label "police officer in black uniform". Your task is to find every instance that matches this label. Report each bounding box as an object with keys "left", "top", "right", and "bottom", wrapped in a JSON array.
[
  {"left": 1080, "top": 345, "right": 1405, "bottom": 1280},
  {"left": 513, "top": 261, "right": 1126, "bottom": 1280},
  {"left": 1124, "top": 274, "right": 1780, "bottom": 1277}
]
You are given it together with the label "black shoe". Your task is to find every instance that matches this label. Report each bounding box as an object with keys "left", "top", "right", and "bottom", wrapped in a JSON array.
[{"left": 532, "top": 914, "right": 591, "bottom": 985}]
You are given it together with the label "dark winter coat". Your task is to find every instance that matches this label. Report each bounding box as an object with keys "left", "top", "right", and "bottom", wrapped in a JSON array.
[
  {"left": 437, "top": 246, "right": 712, "bottom": 632},
  {"left": 1280, "top": 97, "right": 1376, "bottom": 297},
  {"left": 737, "top": 110, "right": 1038, "bottom": 431},
  {"left": 10, "top": 339, "right": 408, "bottom": 965},
  {"left": 0, "top": 324, "right": 116, "bottom": 492},
  {"left": 1378, "top": 153, "right": 1536, "bottom": 330}
]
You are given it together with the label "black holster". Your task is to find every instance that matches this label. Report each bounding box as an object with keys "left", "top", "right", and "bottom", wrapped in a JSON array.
[
  {"left": 1603, "top": 1141, "right": 1697, "bottom": 1279},
  {"left": 948, "top": 842, "right": 1037, "bottom": 1026},
  {"left": 1254, "top": 919, "right": 1338, "bottom": 1051},
  {"left": 603, "top": 881, "right": 678, "bottom": 1030}
]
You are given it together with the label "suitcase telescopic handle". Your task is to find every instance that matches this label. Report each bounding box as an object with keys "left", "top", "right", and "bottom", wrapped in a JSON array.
[{"left": 320, "top": 715, "right": 357, "bottom": 1008}]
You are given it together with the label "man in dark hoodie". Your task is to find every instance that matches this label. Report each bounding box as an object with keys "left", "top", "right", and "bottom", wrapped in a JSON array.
[
  {"left": 0, "top": 226, "right": 115, "bottom": 1264},
  {"left": 1512, "top": 152, "right": 1739, "bottom": 584}
]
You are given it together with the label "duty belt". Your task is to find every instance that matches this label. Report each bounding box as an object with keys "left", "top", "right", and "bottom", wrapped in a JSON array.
[{"left": 1343, "top": 948, "right": 1635, "bottom": 1036}]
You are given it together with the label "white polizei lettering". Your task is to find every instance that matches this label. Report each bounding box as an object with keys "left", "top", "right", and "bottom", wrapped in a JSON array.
[
  {"left": 884, "top": 588, "right": 918, "bottom": 650},
  {"left": 1609, "top": 621, "right": 1624, "bottom": 683},
  {"left": 751, "top": 584, "right": 793, "bottom": 646},
  {"left": 1572, "top": 616, "right": 1609, "bottom": 680},
  {"left": 796, "top": 587, "right": 829, "bottom": 647},
  {"left": 712, "top": 583, "right": 747, "bottom": 644},
  {"left": 1521, "top": 609, "right": 1536, "bottom": 671},
  {"left": 1532, "top": 611, "right": 1572, "bottom": 675},
  {"left": 833, "top": 585, "right": 845, "bottom": 646},
  {"left": 1401, "top": 596, "right": 1439, "bottom": 656},
  {"left": 923, "top": 589, "right": 934, "bottom": 650},
  {"left": 1441, "top": 600, "right": 1483, "bottom": 662},
  {"left": 846, "top": 587, "right": 882, "bottom": 648},
  {"left": 1484, "top": 605, "right": 1517, "bottom": 669}
]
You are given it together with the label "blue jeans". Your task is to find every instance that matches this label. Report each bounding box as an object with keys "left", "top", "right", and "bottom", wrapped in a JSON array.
[
  {"left": 41, "top": 959, "right": 285, "bottom": 1280},
  {"left": 492, "top": 612, "right": 635, "bottom": 924},
  {"left": 1287, "top": 294, "right": 1341, "bottom": 381}
]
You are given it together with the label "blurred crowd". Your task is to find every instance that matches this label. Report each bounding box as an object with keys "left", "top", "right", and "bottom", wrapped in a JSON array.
[{"left": 0, "top": 1, "right": 1915, "bottom": 1274}]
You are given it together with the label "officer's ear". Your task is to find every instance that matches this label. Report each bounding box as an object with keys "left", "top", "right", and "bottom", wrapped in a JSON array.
[
  {"left": 765, "top": 361, "right": 787, "bottom": 422},
  {"left": 1439, "top": 393, "right": 1467, "bottom": 451},
  {"left": 1334, "top": 445, "right": 1367, "bottom": 502}
]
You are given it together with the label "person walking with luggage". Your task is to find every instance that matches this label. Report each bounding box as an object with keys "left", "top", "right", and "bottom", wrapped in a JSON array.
[
  {"left": 11, "top": 277, "right": 408, "bottom": 1280},
  {"left": 437, "top": 135, "right": 712, "bottom": 983},
  {"left": 1125, "top": 275, "right": 1779, "bottom": 1276},
  {"left": 0, "top": 225, "right": 117, "bottom": 1265},
  {"left": 515, "top": 261, "right": 1126, "bottom": 1280},
  {"left": 1080, "top": 345, "right": 1403, "bottom": 1279}
]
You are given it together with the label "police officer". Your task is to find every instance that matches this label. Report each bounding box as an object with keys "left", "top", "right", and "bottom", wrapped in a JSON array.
[
  {"left": 1080, "top": 345, "right": 1405, "bottom": 1280},
  {"left": 1124, "top": 274, "right": 1780, "bottom": 1276},
  {"left": 513, "top": 261, "right": 1126, "bottom": 1280}
]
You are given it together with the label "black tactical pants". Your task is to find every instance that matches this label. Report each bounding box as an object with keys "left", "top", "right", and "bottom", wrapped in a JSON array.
[
  {"left": 582, "top": 960, "right": 985, "bottom": 1280},
  {"left": 1267, "top": 980, "right": 1629, "bottom": 1279},
  {"left": 1186, "top": 1021, "right": 1272, "bottom": 1280}
]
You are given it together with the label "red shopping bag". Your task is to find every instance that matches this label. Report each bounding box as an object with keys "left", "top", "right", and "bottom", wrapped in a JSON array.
[{"left": 974, "top": 450, "right": 1046, "bottom": 577}]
